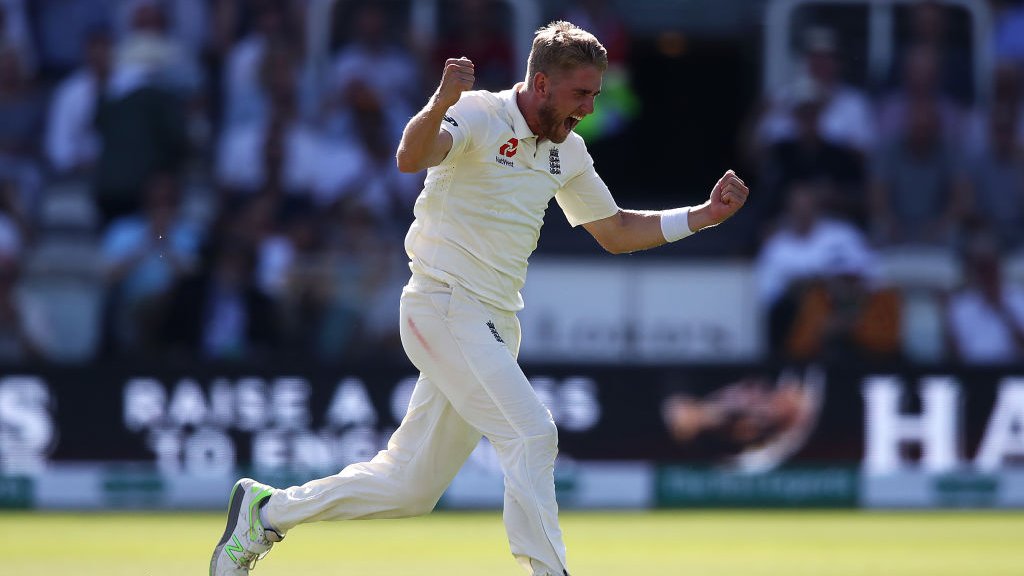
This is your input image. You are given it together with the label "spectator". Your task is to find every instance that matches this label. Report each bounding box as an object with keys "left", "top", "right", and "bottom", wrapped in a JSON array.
[
  {"left": 332, "top": 3, "right": 418, "bottom": 104},
  {"left": 958, "top": 101, "right": 1024, "bottom": 249},
  {"left": 754, "top": 181, "right": 878, "bottom": 353},
  {"left": 319, "top": 201, "right": 405, "bottom": 359},
  {"left": 877, "top": 43, "right": 964, "bottom": 146},
  {"left": 113, "top": 0, "right": 203, "bottom": 95},
  {"left": 888, "top": 1, "right": 973, "bottom": 105},
  {"left": 216, "top": 41, "right": 320, "bottom": 206},
  {"left": 92, "top": 47, "right": 188, "bottom": 225},
  {"left": 314, "top": 86, "right": 422, "bottom": 224},
  {"left": 325, "top": 2, "right": 417, "bottom": 144},
  {"left": 756, "top": 26, "right": 877, "bottom": 155},
  {"left": 869, "top": 97, "right": 965, "bottom": 246},
  {"left": 162, "top": 0, "right": 212, "bottom": 60},
  {"left": 756, "top": 181, "right": 876, "bottom": 305},
  {"left": 160, "top": 237, "right": 280, "bottom": 361},
  {"left": 0, "top": 43, "right": 42, "bottom": 216},
  {"left": 99, "top": 172, "right": 202, "bottom": 355},
  {"left": 432, "top": 0, "right": 514, "bottom": 91},
  {"left": 964, "top": 61, "right": 1024, "bottom": 156},
  {"left": 757, "top": 77, "right": 865, "bottom": 231},
  {"left": 264, "top": 205, "right": 331, "bottom": 358},
  {"left": 221, "top": 0, "right": 294, "bottom": 128},
  {"left": 44, "top": 25, "right": 113, "bottom": 175},
  {"left": 0, "top": 177, "right": 38, "bottom": 362},
  {"left": 945, "top": 228, "right": 1024, "bottom": 364}
]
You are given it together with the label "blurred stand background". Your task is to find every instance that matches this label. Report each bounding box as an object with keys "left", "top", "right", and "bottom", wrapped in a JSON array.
[{"left": 1, "top": 0, "right": 1023, "bottom": 511}]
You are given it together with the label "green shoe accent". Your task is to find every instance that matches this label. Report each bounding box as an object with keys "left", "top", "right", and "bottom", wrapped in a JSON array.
[
  {"left": 225, "top": 534, "right": 245, "bottom": 565},
  {"left": 248, "top": 486, "right": 274, "bottom": 541}
]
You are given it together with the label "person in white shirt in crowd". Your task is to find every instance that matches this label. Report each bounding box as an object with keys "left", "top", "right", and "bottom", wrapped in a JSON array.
[
  {"left": 221, "top": 0, "right": 296, "bottom": 129},
  {"left": 325, "top": 3, "right": 418, "bottom": 145},
  {"left": 45, "top": 26, "right": 113, "bottom": 175},
  {"left": 210, "top": 21, "right": 748, "bottom": 576},
  {"left": 945, "top": 227, "right": 1024, "bottom": 364},
  {"left": 113, "top": 0, "right": 203, "bottom": 95},
  {"left": 756, "top": 26, "right": 877, "bottom": 155},
  {"left": 754, "top": 179, "right": 881, "bottom": 356},
  {"left": 756, "top": 179, "right": 877, "bottom": 309},
  {"left": 313, "top": 82, "right": 423, "bottom": 224},
  {"left": 216, "top": 40, "right": 320, "bottom": 203}
]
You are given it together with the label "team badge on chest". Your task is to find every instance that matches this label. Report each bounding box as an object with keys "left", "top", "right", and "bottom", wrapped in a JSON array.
[{"left": 548, "top": 148, "right": 561, "bottom": 175}]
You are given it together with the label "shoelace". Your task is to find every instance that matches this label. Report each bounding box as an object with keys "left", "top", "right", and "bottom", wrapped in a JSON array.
[{"left": 235, "top": 543, "right": 273, "bottom": 571}]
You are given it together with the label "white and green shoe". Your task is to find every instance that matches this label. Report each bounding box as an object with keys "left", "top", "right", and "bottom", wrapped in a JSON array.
[{"left": 209, "top": 478, "right": 284, "bottom": 576}]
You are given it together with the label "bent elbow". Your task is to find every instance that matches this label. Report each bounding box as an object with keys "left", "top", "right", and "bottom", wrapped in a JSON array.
[
  {"left": 396, "top": 155, "right": 419, "bottom": 174},
  {"left": 596, "top": 237, "right": 629, "bottom": 255}
]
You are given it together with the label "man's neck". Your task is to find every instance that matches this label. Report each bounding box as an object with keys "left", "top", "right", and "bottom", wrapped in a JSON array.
[{"left": 515, "top": 83, "right": 543, "bottom": 139}]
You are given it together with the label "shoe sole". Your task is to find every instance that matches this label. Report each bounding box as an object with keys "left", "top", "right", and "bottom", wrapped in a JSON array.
[{"left": 210, "top": 479, "right": 247, "bottom": 576}]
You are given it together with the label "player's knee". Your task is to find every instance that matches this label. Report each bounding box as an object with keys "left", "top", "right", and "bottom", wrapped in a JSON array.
[{"left": 529, "top": 418, "right": 559, "bottom": 452}]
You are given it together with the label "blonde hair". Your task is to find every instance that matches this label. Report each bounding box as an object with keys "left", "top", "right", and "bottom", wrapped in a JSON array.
[{"left": 525, "top": 21, "right": 608, "bottom": 88}]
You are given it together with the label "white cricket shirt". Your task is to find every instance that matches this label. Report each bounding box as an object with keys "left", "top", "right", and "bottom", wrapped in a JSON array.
[{"left": 405, "top": 86, "right": 619, "bottom": 312}]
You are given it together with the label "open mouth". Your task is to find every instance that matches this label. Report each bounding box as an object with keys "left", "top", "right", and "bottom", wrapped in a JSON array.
[{"left": 564, "top": 114, "right": 583, "bottom": 132}]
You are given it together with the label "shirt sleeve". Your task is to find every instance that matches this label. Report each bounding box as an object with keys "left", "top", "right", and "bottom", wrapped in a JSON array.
[
  {"left": 439, "top": 92, "right": 490, "bottom": 161},
  {"left": 555, "top": 155, "right": 619, "bottom": 227}
]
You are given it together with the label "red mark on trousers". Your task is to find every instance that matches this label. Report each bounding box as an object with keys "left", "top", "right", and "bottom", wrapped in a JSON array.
[{"left": 406, "top": 317, "right": 436, "bottom": 359}]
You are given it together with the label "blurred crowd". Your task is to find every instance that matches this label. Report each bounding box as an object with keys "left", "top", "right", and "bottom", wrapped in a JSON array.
[
  {"left": 0, "top": 0, "right": 1020, "bottom": 367},
  {"left": 0, "top": 0, "right": 528, "bottom": 364},
  {"left": 750, "top": 0, "right": 1024, "bottom": 366}
]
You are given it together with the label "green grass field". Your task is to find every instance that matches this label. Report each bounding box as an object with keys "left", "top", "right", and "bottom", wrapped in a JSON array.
[{"left": 1, "top": 510, "right": 1021, "bottom": 575}]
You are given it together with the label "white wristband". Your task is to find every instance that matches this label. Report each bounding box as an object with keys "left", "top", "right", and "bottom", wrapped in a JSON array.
[{"left": 660, "top": 207, "right": 694, "bottom": 242}]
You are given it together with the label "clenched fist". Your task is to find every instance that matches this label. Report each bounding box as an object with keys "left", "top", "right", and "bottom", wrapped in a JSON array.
[
  {"left": 707, "top": 170, "right": 749, "bottom": 225},
  {"left": 435, "top": 57, "right": 475, "bottom": 109}
]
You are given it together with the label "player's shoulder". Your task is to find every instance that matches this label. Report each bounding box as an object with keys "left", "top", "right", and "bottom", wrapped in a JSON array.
[
  {"left": 453, "top": 89, "right": 503, "bottom": 115},
  {"left": 446, "top": 90, "right": 504, "bottom": 133},
  {"left": 562, "top": 131, "right": 589, "bottom": 152}
]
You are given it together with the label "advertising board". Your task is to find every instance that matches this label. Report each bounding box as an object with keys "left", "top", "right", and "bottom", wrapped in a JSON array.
[{"left": 1, "top": 364, "right": 1022, "bottom": 509}]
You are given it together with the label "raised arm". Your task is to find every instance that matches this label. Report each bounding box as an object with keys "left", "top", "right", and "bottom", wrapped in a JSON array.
[
  {"left": 396, "top": 57, "right": 476, "bottom": 173},
  {"left": 583, "top": 170, "right": 749, "bottom": 254}
]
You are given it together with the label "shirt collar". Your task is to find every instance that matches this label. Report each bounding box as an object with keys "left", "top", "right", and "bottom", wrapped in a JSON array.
[{"left": 501, "top": 84, "right": 536, "bottom": 140}]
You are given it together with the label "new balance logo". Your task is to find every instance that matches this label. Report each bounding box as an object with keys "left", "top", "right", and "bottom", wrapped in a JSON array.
[
  {"left": 225, "top": 534, "right": 245, "bottom": 564},
  {"left": 486, "top": 321, "right": 505, "bottom": 343}
]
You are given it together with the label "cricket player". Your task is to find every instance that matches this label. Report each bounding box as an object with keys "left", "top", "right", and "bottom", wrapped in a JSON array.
[{"left": 210, "top": 20, "right": 749, "bottom": 576}]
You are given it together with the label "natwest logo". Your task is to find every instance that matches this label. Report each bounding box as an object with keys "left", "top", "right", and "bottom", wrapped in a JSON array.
[{"left": 498, "top": 138, "right": 518, "bottom": 158}]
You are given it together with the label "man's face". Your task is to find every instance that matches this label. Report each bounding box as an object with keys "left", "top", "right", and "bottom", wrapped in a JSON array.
[{"left": 536, "top": 65, "right": 603, "bottom": 143}]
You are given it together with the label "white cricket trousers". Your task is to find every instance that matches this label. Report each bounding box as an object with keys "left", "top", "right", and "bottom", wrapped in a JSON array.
[{"left": 262, "top": 275, "right": 569, "bottom": 576}]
